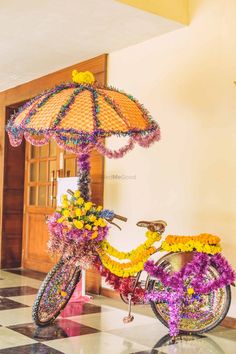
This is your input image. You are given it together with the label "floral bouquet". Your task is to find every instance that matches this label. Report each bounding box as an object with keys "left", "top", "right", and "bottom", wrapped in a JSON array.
[{"left": 47, "top": 190, "right": 109, "bottom": 263}]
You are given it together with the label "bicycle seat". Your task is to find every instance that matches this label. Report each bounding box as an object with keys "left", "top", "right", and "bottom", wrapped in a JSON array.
[{"left": 136, "top": 220, "right": 167, "bottom": 233}]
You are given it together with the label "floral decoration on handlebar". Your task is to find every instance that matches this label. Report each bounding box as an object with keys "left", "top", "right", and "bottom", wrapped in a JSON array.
[{"left": 47, "top": 190, "right": 109, "bottom": 259}]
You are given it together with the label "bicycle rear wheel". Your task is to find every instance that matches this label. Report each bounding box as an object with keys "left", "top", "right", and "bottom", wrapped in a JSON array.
[
  {"left": 148, "top": 252, "right": 231, "bottom": 334},
  {"left": 32, "top": 257, "right": 81, "bottom": 326}
]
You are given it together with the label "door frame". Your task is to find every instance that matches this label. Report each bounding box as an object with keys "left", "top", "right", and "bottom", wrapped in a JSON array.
[{"left": 0, "top": 54, "right": 107, "bottom": 290}]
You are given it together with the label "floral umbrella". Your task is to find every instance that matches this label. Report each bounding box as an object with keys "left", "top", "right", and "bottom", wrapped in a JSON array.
[{"left": 6, "top": 70, "right": 160, "bottom": 200}]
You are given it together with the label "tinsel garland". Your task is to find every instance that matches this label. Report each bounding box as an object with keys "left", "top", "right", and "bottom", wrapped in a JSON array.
[
  {"left": 133, "top": 128, "right": 161, "bottom": 148},
  {"left": 24, "top": 131, "right": 51, "bottom": 146},
  {"left": 95, "top": 138, "right": 135, "bottom": 158},
  {"left": 144, "top": 252, "right": 236, "bottom": 337},
  {"left": 77, "top": 152, "right": 91, "bottom": 201}
]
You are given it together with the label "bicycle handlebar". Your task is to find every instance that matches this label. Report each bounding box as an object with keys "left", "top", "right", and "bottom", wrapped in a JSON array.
[{"left": 113, "top": 214, "right": 127, "bottom": 222}]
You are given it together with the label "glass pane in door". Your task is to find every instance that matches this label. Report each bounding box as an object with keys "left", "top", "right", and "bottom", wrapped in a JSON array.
[
  {"left": 29, "top": 186, "right": 37, "bottom": 205},
  {"left": 49, "top": 160, "right": 57, "bottom": 182},
  {"left": 40, "top": 145, "right": 48, "bottom": 157},
  {"left": 39, "top": 161, "right": 47, "bottom": 182},
  {"left": 49, "top": 140, "right": 57, "bottom": 157},
  {"left": 31, "top": 145, "right": 38, "bottom": 159},
  {"left": 38, "top": 186, "right": 47, "bottom": 206},
  {"left": 30, "top": 163, "right": 37, "bottom": 182},
  {"left": 64, "top": 158, "right": 76, "bottom": 177}
]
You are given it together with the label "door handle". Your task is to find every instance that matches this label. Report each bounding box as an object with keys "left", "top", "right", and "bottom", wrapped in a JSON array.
[{"left": 45, "top": 214, "right": 50, "bottom": 222}]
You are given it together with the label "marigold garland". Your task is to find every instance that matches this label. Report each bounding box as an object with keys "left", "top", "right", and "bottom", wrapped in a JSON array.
[
  {"left": 161, "top": 234, "right": 221, "bottom": 254},
  {"left": 97, "top": 246, "right": 156, "bottom": 277},
  {"left": 99, "top": 230, "right": 161, "bottom": 261},
  {"left": 97, "top": 230, "right": 161, "bottom": 277}
]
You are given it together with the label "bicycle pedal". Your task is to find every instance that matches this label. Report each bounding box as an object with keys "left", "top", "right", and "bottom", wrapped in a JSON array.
[{"left": 123, "top": 315, "right": 134, "bottom": 323}]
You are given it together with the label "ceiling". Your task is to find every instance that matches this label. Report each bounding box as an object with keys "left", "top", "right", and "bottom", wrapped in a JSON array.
[{"left": 0, "top": 0, "right": 182, "bottom": 92}]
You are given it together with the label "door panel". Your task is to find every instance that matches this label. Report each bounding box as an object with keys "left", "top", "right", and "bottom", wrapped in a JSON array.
[{"left": 23, "top": 211, "right": 55, "bottom": 272}]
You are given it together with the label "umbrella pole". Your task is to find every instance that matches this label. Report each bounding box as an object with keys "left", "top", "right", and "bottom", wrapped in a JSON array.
[{"left": 76, "top": 152, "right": 91, "bottom": 201}]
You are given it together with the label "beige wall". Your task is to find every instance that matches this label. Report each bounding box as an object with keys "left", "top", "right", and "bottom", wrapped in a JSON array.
[{"left": 104, "top": 0, "right": 236, "bottom": 316}]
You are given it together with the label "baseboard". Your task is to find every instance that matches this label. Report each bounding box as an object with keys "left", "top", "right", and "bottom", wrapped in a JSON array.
[
  {"left": 221, "top": 316, "right": 236, "bottom": 329},
  {"left": 100, "top": 287, "right": 120, "bottom": 299}
]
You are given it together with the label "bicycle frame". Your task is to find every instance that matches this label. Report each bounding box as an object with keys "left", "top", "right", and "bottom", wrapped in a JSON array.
[{"left": 119, "top": 246, "right": 163, "bottom": 305}]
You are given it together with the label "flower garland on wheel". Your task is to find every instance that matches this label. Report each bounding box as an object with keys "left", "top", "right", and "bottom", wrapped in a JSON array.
[{"left": 144, "top": 252, "right": 236, "bottom": 337}]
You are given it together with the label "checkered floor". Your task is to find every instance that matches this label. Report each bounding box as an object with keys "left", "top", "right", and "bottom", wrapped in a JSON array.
[{"left": 0, "top": 269, "right": 235, "bottom": 353}]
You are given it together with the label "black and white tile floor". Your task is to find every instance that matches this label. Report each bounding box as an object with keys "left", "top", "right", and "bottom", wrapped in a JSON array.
[{"left": 0, "top": 269, "right": 235, "bottom": 353}]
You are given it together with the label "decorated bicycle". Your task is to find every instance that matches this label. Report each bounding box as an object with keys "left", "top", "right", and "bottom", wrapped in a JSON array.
[{"left": 6, "top": 70, "right": 235, "bottom": 340}]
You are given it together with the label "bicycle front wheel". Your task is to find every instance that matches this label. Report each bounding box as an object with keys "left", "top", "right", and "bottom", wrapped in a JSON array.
[
  {"left": 32, "top": 257, "right": 81, "bottom": 326},
  {"left": 148, "top": 252, "right": 231, "bottom": 334}
]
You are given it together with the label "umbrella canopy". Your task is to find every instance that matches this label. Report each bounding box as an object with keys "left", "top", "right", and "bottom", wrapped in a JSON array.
[
  {"left": 6, "top": 71, "right": 160, "bottom": 158},
  {"left": 6, "top": 71, "right": 161, "bottom": 200}
]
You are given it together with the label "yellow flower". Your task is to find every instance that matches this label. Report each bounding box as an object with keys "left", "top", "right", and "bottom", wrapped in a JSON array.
[
  {"left": 62, "top": 202, "right": 69, "bottom": 209},
  {"left": 91, "top": 231, "right": 98, "bottom": 239},
  {"left": 62, "top": 210, "right": 70, "bottom": 218},
  {"left": 187, "top": 287, "right": 194, "bottom": 295},
  {"left": 61, "top": 291, "right": 67, "bottom": 297},
  {"left": 97, "top": 205, "right": 103, "bottom": 212},
  {"left": 61, "top": 194, "right": 68, "bottom": 202},
  {"left": 74, "top": 220, "right": 84, "bottom": 229},
  {"left": 84, "top": 202, "right": 93, "bottom": 211},
  {"left": 98, "top": 218, "right": 106, "bottom": 227},
  {"left": 57, "top": 217, "right": 65, "bottom": 223},
  {"left": 89, "top": 215, "right": 96, "bottom": 222},
  {"left": 72, "top": 70, "right": 95, "bottom": 84},
  {"left": 74, "top": 190, "right": 81, "bottom": 198},
  {"left": 75, "top": 208, "right": 82, "bottom": 217},
  {"left": 85, "top": 224, "right": 92, "bottom": 230},
  {"left": 77, "top": 197, "right": 84, "bottom": 205}
]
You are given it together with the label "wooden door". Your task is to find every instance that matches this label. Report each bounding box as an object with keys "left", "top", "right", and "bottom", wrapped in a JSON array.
[
  {"left": 23, "top": 142, "right": 104, "bottom": 292},
  {"left": 22, "top": 141, "right": 59, "bottom": 272}
]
